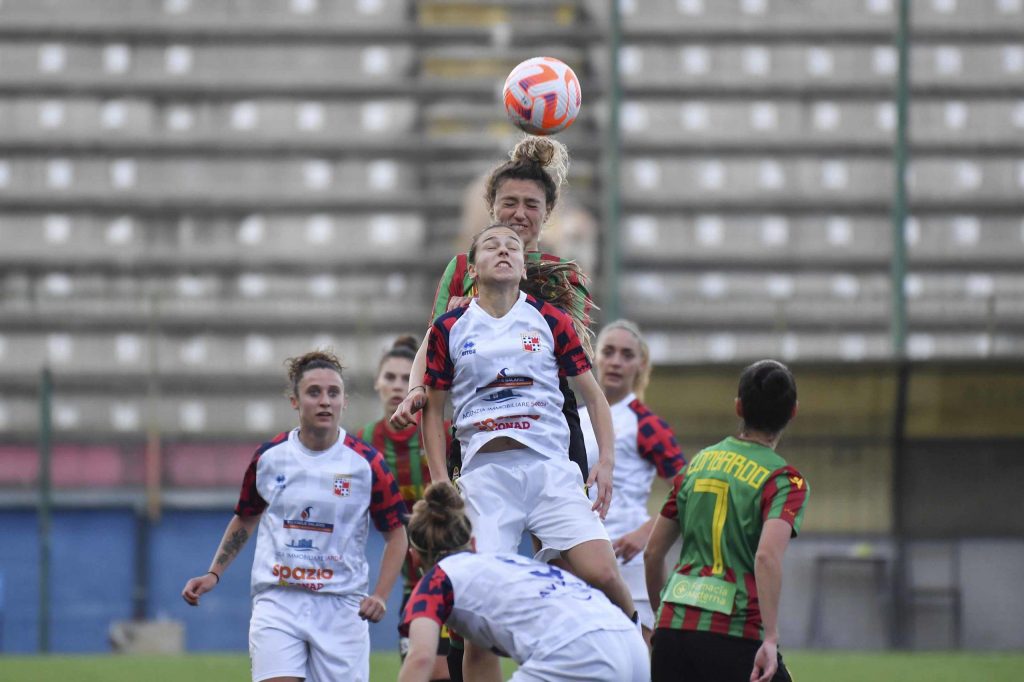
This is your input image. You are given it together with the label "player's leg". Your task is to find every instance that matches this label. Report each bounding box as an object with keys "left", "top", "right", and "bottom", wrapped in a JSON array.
[
  {"left": 248, "top": 591, "right": 310, "bottom": 682},
  {"left": 526, "top": 456, "right": 634, "bottom": 617},
  {"left": 306, "top": 593, "right": 370, "bottom": 682},
  {"left": 456, "top": 453, "right": 529, "bottom": 554}
]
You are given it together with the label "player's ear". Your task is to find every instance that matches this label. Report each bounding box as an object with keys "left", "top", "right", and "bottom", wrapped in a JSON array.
[
  {"left": 468, "top": 263, "right": 478, "bottom": 281},
  {"left": 290, "top": 394, "right": 299, "bottom": 411},
  {"left": 734, "top": 397, "right": 743, "bottom": 419},
  {"left": 790, "top": 400, "right": 799, "bottom": 420}
]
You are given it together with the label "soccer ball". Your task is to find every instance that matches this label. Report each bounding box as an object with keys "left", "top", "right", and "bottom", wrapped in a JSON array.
[{"left": 502, "top": 57, "right": 582, "bottom": 136}]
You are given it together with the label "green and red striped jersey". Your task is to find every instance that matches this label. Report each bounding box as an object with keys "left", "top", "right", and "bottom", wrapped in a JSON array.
[
  {"left": 430, "top": 252, "right": 592, "bottom": 325},
  {"left": 656, "top": 436, "right": 809, "bottom": 640}
]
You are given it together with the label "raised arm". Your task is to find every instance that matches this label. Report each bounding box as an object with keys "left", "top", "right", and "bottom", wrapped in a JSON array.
[{"left": 181, "top": 512, "right": 261, "bottom": 606}]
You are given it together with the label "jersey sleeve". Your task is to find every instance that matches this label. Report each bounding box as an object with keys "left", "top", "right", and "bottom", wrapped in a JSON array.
[
  {"left": 425, "top": 313, "right": 460, "bottom": 390},
  {"left": 760, "top": 465, "right": 810, "bottom": 536},
  {"left": 659, "top": 469, "right": 687, "bottom": 521},
  {"left": 398, "top": 564, "right": 455, "bottom": 636},
  {"left": 631, "top": 401, "right": 686, "bottom": 478},
  {"left": 430, "top": 255, "right": 470, "bottom": 323},
  {"left": 346, "top": 434, "right": 407, "bottom": 532},
  {"left": 232, "top": 433, "right": 287, "bottom": 516},
  {"left": 535, "top": 299, "right": 592, "bottom": 377}
]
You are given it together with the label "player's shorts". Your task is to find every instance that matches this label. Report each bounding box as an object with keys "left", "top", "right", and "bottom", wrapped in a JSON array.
[
  {"left": 512, "top": 627, "right": 649, "bottom": 682},
  {"left": 619, "top": 554, "right": 655, "bottom": 630},
  {"left": 399, "top": 591, "right": 451, "bottom": 660},
  {"left": 249, "top": 587, "right": 369, "bottom": 682},
  {"left": 458, "top": 448, "right": 609, "bottom": 556},
  {"left": 651, "top": 629, "right": 793, "bottom": 682}
]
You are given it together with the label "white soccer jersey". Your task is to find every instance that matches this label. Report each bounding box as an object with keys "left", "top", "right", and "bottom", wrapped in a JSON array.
[
  {"left": 582, "top": 393, "right": 685, "bottom": 541},
  {"left": 425, "top": 292, "right": 592, "bottom": 471},
  {"left": 234, "top": 428, "right": 406, "bottom": 597},
  {"left": 400, "top": 552, "right": 635, "bottom": 662}
]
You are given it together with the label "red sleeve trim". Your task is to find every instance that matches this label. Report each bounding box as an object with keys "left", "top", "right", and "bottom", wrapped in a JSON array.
[
  {"left": 232, "top": 432, "right": 287, "bottom": 516},
  {"left": 345, "top": 434, "right": 407, "bottom": 532},
  {"left": 399, "top": 564, "right": 454, "bottom": 636},
  {"left": 629, "top": 399, "right": 686, "bottom": 478}
]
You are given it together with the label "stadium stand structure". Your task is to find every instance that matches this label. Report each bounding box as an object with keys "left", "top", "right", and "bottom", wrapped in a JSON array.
[{"left": 0, "top": 0, "right": 1021, "bottom": 481}]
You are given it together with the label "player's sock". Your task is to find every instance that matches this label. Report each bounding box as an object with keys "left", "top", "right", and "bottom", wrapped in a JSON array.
[{"left": 447, "top": 645, "right": 464, "bottom": 682}]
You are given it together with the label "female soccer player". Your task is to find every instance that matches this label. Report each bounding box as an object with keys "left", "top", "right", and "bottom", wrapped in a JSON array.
[
  {"left": 419, "top": 223, "right": 636, "bottom": 680},
  {"left": 398, "top": 481, "right": 649, "bottom": 682},
  {"left": 581, "top": 319, "right": 686, "bottom": 645},
  {"left": 390, "top": 136, "right": 593, "bottom": 484},
  {"left": 357, "top": 335, "right": 450, "bottom": 680},
  {"left": 644, "top": 359, "right": 809, "bottom": 682},
  {"left": 181, "top": 350, "right": 408, "bottom": 682}
]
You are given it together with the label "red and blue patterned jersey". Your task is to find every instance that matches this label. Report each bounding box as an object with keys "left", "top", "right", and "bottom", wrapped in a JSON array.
[
  {"left": 425, "top": 292, "right": 591, "bottom": 469},
  {"left": 400, "top": 552, "right": 637, "bottom": 664},
  {"left": 582, "top": 393, "right": 686, "bottom": 543},
  {"left": 233, "top": 427, "right": 407, "bottom": 597}
]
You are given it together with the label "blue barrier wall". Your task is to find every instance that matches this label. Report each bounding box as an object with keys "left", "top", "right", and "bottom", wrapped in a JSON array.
[
  {"left": 0, "top": 509, "right": 534, "bottom": 654},
  {"left": 0, "top": 509, "right": 406, "bottom": 653}
]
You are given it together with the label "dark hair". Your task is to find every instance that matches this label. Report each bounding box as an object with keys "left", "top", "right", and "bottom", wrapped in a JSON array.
[
  {"left": 467, "top": 222, "right": 524, "bottom": 265},
  {"left": 408, "top": 481, "right": 473, "bottom": 567},
  {"left": 484, "top": 136, "right": 569, "bottom": 216},
  {"left": 285, "top": 349, "right": 344, "bottom": 397},
  {"left": 377, "top": 334, "right": 417, "bottom": 373},
  {"left": 738, "top": 359, "right": 797, "bottom": 435}
]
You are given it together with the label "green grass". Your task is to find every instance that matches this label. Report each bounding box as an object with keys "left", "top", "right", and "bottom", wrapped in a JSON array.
[{"left": 0, "top": 651, "right": 1021, "bottom": 681}]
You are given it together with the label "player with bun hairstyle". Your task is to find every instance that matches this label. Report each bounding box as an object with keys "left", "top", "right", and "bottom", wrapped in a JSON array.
[
  {"left": 644, "top": 359, "right": 809, "bottom": 682},
  {"left": 397, "top": 481, "right": 649, "bottom": 682},
  {"left": 391, "top": 135, "right": 593, "bottom": 483},
  {"left": 181, "top": 350, "right": 408, "bottom": 682},
  {"left": 579, "top": 319, "right": 686, "bottom": 646},
  {"left": 419, "top": 223, "right": 637, "bottom": 681},
  {"left": 357, "top": 335, "right": 451, "bottom": 680}
]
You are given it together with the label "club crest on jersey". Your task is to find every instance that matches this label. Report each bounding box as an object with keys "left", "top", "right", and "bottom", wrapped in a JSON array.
[
  {"left": 522, "top": 332, "right": 543, "bottom": 352},
  {"left": 333, "top": 474, "right": 352, "bottom": 497}
]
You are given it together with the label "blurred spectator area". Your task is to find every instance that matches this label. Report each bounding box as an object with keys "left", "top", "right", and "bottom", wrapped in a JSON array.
[{"left": 0, "top": 0, "right": 1022, "bottom": 512}]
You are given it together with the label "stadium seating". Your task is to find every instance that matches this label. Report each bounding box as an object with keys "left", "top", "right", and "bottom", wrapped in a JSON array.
[{"left": 0, "top": 0, "right": 1020, "bottom": 442}]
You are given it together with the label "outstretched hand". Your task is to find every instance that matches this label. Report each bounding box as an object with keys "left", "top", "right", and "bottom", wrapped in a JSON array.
[
  {"left": 586, "top": 458, "right": 613, "bottom": 520},
  {"left": 390, "top": 388, "right": 426, "bottom": 429},
  {"left": 181, "top": 572, "right": 219, "bottom": 606},
  {"left": 749, "top": 639, "right": 778, "bottom": 682},
  {"left": 359, "top": 594, "right": 388, "bottom": 623}
]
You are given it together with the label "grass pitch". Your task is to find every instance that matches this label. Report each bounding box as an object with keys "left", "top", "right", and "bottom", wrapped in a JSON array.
[{"left": 0, "top": 651, "right": 1021, "bottom": 681}]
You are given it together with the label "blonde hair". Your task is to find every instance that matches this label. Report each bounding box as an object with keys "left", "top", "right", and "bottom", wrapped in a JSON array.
[
  {"left": 597, "top": 320, "right": 651, "bottom": 400},
  {"left": 407, "top": 482, "right": 473, "bottom": 568}
]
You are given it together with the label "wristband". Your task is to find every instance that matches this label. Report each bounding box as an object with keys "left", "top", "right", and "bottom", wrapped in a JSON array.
[
  {"left": 207, "top": 571, "right": 220, "bottom": 584},
  {"left": 407, "top": 385, "right": 425, "bottom": 396}
]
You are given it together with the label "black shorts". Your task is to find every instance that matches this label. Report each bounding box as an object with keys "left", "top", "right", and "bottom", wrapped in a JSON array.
[{"left": 651, "top": 629, "right": 793, "bottom": 682}]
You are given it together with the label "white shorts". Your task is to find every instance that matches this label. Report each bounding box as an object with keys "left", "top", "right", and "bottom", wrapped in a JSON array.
[
  {"left": 512, "top": 627, "right": 650, "bottom": 682},
  {"left": 249, "top": 587, "right": 369, "bottom": 682},
  {"left": 619, "top": 555, "right": 655, "bottom": 630},
  {"left": 458, "top": 448, "right": 609, "bottom": 556}
]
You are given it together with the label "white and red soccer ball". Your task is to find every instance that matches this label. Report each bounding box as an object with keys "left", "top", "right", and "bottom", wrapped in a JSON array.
[{"left": 502, "top": 57, "right": 582, "bottom": 136}]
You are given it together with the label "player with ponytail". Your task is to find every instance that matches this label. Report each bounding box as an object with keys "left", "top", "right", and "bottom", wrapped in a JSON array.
[{"left": 397, "top": 481, "right": 649, "bottom": 682}]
